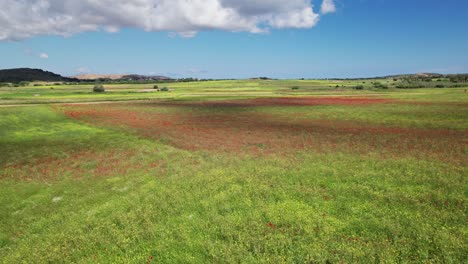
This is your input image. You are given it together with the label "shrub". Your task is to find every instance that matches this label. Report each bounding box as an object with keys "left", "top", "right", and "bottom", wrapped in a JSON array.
[
  {"left": 291, "top": 86, "right": 299, "bottom": 90},
  {"left": 435, "top": 84, "right": 445, "bottom": 88},
  {"left": 449, "top": 84, "right": 466, "bottom": 88},
  {"left": 153, "top": 85, "right": 159, "bottom": 89},
  {"left": 93, "top": 84, "right": 105, "bottom": 93},
  {"left": 160, "top": 87, "right": 169, "bottom": 91},
  {"left": 354, "top": 85, "right": 364, "bottom": 90},
  {"left": 373, "top": 82, "right": 389, "bottom": 89},
  {"left": 395, "top": 82, "right": 426, "bottom": 89}
]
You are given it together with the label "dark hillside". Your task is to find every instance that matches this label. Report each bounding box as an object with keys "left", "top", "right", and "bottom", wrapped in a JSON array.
[{"left": 0, "top": 68, "right": 78, "bottom": 82}]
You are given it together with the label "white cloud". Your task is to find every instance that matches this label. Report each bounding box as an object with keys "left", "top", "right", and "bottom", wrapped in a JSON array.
[
  {"left": 321, "top": 0, "right": 336, "bottom": 14},
  {"left": 0, "top": 0, "right": 323, "bottom": 41},
  {"left": 39, "top": 53, "right": 49, "bottom": 59}
]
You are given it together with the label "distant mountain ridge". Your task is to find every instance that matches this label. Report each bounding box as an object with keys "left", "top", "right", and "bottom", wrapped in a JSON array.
[
  {"left": 0, "top": 68, "right": 173, "bottom": 83},
  {"left": 0, "top": 68, "right": 78, "bottom": 83},
  {"left": 1, "top": 68, "right": 466, "bottom": 83},
  {"left": 73, "top": 74, "right": 173, "bottom": 81},
  {"left": 73, "top": 74, "right": 127, "bottom": 80},
  {"left": 384, "top": 73, "right": 444, "bottom": 79}
]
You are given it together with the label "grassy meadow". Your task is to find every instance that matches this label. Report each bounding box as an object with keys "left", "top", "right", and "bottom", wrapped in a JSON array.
[{"left": 0, "top": 80, "right": 467, "bottom": 262}]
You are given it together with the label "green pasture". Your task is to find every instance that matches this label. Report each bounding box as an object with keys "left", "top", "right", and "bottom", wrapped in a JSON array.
[
  {"left": 0, "top": 80, "right": 466, "bottom": 262},
  {"left": 3, "top": 79, "right": 466, "bottom": 105}
]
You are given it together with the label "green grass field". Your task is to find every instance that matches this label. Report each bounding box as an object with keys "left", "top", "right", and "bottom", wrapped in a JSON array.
[{"left": 0, "top": 80, "right": 467, "bottom": 263}]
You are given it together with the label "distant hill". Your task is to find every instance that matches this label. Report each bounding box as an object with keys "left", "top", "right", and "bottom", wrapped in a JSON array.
[
  {"left": 0, "top": 68, "right": 173, "bottom": 83},
  {"left": 74, "top": 74, "right": 127, "bottom": 80},
  {"left": 74, "top": 73, "right": 172, "bottom": 81},
  {"left": 121, "top": 74, "right": 173, "bottom": 81},
  {"left": 384, "top": 73, "right": 444, "bottom": 79},
  {"left": 250, "top": 77, "right": 275, "bottom": 80},
  {"left": 0, "top": 68, "right": 78, "bottom": 83}
]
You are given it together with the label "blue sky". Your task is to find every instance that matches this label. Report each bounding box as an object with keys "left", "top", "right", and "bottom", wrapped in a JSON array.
[{"left": 0, "top": 0, "right": 467, "bottom": 79}]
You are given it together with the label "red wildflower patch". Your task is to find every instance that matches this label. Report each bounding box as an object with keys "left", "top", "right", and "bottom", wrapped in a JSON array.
[
  {"left": 250, "top": 97, "right": 393, "bottom": 106},
  {"left": 1, "top": 149, "right": 141, "bottom": 181},
  {"left": 157, "top": 96, "right": 394, "bottom": 108},
  {"left": 60, "top": 98, "right": 467, "bottom": 164}
]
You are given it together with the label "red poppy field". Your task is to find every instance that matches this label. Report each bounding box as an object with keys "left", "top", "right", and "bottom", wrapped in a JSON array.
[{"left": 62, "top": 97, "right": 466, "bottom": 164}]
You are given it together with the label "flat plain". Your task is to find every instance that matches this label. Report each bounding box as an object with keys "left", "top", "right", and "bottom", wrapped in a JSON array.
[{"left": 0, "top": 79, "right": 467, "bottom": 262}]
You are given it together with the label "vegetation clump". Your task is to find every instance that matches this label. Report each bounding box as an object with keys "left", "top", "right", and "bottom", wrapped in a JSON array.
[
  {"left": 291, "top": 86, "right": 299, "bottom": 90},
  {"left": 93, "top": 84, "right": 105, "bottom": 93},
  {"left": 160, "top": 87, "right": 169, "bottom": 91},
  {"left": 354, "top": 85, "right": 364, "bottom": 90},
  {"left": 448, "top": 74, "right": 468, "bottom": 83},
  {"left": 373, "top": 82, "right": 389, "bottom": 89},
  {"left": 393, "top": 74, "right": 467, "bottom": 89}
]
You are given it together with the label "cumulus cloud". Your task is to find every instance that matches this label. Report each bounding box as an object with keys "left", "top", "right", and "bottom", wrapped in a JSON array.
[
  {"left": 0, "top": 0, "right": 326, "bottom": 41},
  {"left": 39, "top": 53, "right": 49, "bottom": 59},
  {"left": 321, "top": 0, "right": 336, "bottom": 14}
]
